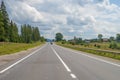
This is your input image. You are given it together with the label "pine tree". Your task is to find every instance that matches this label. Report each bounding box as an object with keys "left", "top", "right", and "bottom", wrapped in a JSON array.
[
  {"left": 0, "top": 8, "right": 5, "bottom": 41},
  {"left": 21, "top": 24, "right": 27, "bottom": 43},
  {"left": 32, "top": 27, "right": 40, "bottom": 42},
  {"left": 1, "top": 1, "right": 10, "bottom": 41},
  {"left": 13, "top": 23, "right": 19, "bottom": 42},
  {"left": 9, "top": 20, "right": 14, "bottom": 42},
  {"left": 35, "top": 27, "right": 40, "bottom": 41},
  {"left": 25, "top": 25, "right": 32, "bottom": 43},
  {"left": 9, "top": 21, "right": 19, "bottom": 42},
  {"left": 20, "top": 24, "right": 41, "bottom": 43}
]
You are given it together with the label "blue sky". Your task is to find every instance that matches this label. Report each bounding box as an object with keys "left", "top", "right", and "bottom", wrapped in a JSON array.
[
  {"left": 1, "top": 0, "right": 120, "bottom": 39},
  {"left": 110, "top": 0, "right": 120, "bottom": 6}
]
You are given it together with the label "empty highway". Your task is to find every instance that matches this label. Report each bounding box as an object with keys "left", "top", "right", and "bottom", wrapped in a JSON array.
[{"left": 0, "top": 43, "right": 120, "bottom": 80}]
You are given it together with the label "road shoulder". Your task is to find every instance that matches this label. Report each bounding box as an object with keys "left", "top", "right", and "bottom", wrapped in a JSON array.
[
  {"left": 57, "top": 45, "right": 120, "bottom": 65},
  {"left": 0, "top": 45, "right": 44, "bottom": 68}
]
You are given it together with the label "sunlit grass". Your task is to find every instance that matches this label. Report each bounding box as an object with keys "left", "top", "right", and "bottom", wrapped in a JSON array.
[{"left": 0, "top": 42, "right": 44, "bottom": 55}]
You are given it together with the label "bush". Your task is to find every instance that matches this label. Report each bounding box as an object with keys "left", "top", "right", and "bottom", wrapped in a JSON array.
[
  {"left": 94, "top": 44, "right": 97, "bottom": 47},
  {"left": 84, "top": 43, "right": 90, "bottom": 47},
  {"left": 109, "top": 42, "right": 118, "bottom": 49},
  {"left": 80, "top": 43, "right": 84, "bottom": 46},
  {"left": 96, "top": 45, "right": 101, "bottom": 48},
  {"left": 61, "top": 41, "right": 65, "bottom": 44}
]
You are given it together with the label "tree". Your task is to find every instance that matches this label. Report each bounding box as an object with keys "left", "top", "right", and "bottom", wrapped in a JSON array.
[
  {"left": 13, "top": 23, "right": 19, "bottom": 42},
  {"left": 109, "top": 42, "right": 118, "bottom": 49},
  {"left": 98, "top": 34, "right": 103, "bottom": 42},
  {"left": 1, "top": 1, "right": 10, "bottom": 41},
  {"left": 9, "top": 21, "right": 19, "bottom": 42},
  {"left": 116, "top": 34, "right": 120, "bottom": 42},
  {"left": 21, "top": 24, "right": 32, "bottom": 43},
  {"left": 109, "top": 36, "right": 114, "bottom": 42},
  {"left": 21, "top": 24, "right": 41, "bottom": 43},
  {"left": 61, "top": 39, "right": 67, "bottom": 44},
  {"left": 26, "top": 24, "right": 32, "bottom": 43},
  {"left": 55, "top": 33, "right": 63, "bottom": 42},
  {"left": 32, "top": 27, "right": 40, "bottom": 42},
  {"left": 73, "top": 36, "right": 83, "bottom": 44},
  {"left": 0, "top": 8, "right": 5, "bottom": 41},
  {"left": 40, "top": 36, "right": 45, "bottom": 42},
  {"left": 21, "top": 24, "right": 27, "bottom": 43}
]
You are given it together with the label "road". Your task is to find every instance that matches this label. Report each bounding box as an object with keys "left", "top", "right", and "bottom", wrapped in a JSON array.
[{"left": 0, "top": 43, "right": 120, "bottom": 80}]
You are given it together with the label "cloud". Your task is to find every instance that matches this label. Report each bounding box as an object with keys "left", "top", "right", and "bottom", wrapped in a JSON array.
[
  {"left": 5, "top": 0, "right": 43, "bottom": 24},
  {"left": 3, "top": 0, "right": 120, "bottom": 39}
]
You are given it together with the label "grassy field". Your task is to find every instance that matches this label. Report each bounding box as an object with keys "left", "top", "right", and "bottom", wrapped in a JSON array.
[
  {"left": 0, "top": 42, "right": 44, "bottom": 55},
  {"left": 57, "top": 42, "right": 120, "bottom": 60},
  {"left": 69, "top": 42, "right": 120, "bottom": 51}
]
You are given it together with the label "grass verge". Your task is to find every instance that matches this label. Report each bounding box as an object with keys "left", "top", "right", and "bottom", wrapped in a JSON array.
[
  {"left": 57, "top": 43, "right": 120, "bottom": 60},
  {"left": 0, "top": 42, "right": 44, "bottom": 55}
]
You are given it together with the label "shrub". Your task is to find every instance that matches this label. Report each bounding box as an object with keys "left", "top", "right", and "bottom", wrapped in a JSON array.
[
  {"left": 94, "top": 44, "right": 97, "bottom": 47},
  {"left": 61, "top": 41, "right": 65, "bottom": 44},
  {"left": 109, "top": 42, "right": 118, "bottom": 49},
  {"left": 96, "top": 45, "right": 101, "bottom": 48}
]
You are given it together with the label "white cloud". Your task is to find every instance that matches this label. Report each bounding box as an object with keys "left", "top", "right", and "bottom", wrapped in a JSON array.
[
  {"left": 6, "top": 0, "right": 43, "bottom": 24},
  {"left": 3, "top": 0, "right": 120, "bottom": 39}
]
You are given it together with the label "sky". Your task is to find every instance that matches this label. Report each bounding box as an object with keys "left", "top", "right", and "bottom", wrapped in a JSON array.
[{"left": 1, "top": 0, "right": 120, "bottom": 39}]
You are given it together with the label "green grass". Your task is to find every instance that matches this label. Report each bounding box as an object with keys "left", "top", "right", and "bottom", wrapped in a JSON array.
[
  {"left": 0, "top": 42, "right": 44, "bottom": 55},
  {"left": 81, "top": 42, "right": 120, "bottom": 51},
  {"left": 57, "top": 42, "right": 120, "bottom": 60}
]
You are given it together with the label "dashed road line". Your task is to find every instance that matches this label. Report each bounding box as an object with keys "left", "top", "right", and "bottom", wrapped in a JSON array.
[
  {"left": 70, "top": 73, "right": 77, "bottom": 79},
  {"left": 51, "top": 47, "right": 71, "bottom": 72},
  {"left": 51, "top": 47, "right": 78, "bottom": 79}
]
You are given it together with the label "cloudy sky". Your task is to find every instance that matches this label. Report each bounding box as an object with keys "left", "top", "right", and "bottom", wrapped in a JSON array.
[{"left": 2, "top": 0, "right": 120, "bottom": 39}]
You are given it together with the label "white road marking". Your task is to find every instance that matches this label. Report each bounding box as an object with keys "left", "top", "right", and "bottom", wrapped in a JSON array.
[
  {"left": 70, "top": 73, "right": 77, "bottom": 78},
  {"left": 52, "top": 47, "right": 78, "bottom": 79},
  {"left": 57, "top": 45, "right": 120, "bottom": 67},
  {"left": 51, "top": 47, "right": 71, "bottom": 72},
  {"left": 77, "top": 53, "right": 120, "bottom": 67},
  {"left": 0, "top": 45, "right": 45, "bottom": 74}
]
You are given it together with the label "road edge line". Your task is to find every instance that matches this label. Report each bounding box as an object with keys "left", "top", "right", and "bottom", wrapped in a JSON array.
[
  {"left": 0, "top": 45, "right": 45, "bottom": 74},
  {"left": 57, "top": 45, "right": 120, "bottom": 67}
]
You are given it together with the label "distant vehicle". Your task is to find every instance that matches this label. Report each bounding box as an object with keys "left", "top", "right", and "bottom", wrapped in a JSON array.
[{"left": 50, "top": 42, "right": 53, "bottom": 45}]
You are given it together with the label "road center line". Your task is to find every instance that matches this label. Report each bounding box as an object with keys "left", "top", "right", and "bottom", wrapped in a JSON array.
[
  {"left": 51, "top": 47, "right": 78, "bottom": 79},
  {"left": 51, "top": 47, "right": 71, "bottom": 72},
  {"left": 70, "top": 73, "right": 77, "bottom": 78},
  {"left": 0, "top": 45, "right": 45, "bottom": 74},
  {"left": 57, "top": 45, "right": 120, "bottom": 67}
]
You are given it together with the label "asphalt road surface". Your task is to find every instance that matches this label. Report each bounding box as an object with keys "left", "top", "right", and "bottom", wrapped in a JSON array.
[{"left": 0, "top": 43, "right": 120, "bottom": 80}]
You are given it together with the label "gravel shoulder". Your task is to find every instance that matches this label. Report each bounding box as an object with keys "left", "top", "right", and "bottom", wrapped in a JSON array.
[{"left": 0, "top": 45, "right": 43, "bottom": 67}]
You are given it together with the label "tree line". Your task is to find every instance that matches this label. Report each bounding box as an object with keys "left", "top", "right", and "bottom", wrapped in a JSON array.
[
  {"left": 0, "top": 1, "right": 44, "bottom": 43},
  {"left": 55, "top": 32, "right": 120, "bottom": 49}
]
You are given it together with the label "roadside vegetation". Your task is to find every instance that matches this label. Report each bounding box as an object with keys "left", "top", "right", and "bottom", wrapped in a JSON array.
[
  {"left": 0, "top": 42, "right": 44, "bottom": 55},
  {"left": 0, "top": 1, "right": 45, "bottom": 55},
  {"left": 55, "top": 33, "right": 120, "bottom": 60}
]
